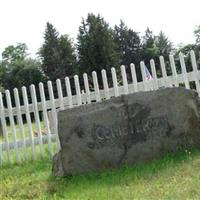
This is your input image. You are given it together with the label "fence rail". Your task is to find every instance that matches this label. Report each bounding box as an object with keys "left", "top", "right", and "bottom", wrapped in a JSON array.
[{"left": 0, "top": 51, "right": 200, "bottom": 165}]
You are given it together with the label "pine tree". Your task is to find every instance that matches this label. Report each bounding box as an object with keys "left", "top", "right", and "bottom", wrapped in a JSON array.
[
  {"left": 40, "top": 22, "right": 77, "bottom": 81},
  {"left": 194, "top": 25, "right": 200, "bottom": 45},
  {"left": 114, "top": 20, "right": 142, "bottom": 66},
  {"left": 142, "top": 28, "right": 159, "bottom": 63},
  {"left": 155, "top": 31, "right": 173, "bottom": 74},
  {"left": 155, "top": 31, "right": 172, "bottom": 59},
  {"left": 194, "top": 26, "right": 200, "bottom": 66},
  {"left": 77, "top": 13, "right": 119, "bottom": 76}
]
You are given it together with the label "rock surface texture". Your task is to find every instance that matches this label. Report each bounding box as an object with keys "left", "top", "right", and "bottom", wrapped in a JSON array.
[{"left": 53, "top": 88, "right": 200, "bottom": 176}]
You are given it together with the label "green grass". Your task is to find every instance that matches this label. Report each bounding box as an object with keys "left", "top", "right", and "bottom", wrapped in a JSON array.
[{"left": 1, "top": 149, "right": 200, "bottom": 200}]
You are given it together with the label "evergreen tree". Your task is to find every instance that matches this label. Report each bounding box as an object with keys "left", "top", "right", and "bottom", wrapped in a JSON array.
[
  {"left": 114, "top": 20, "right": 142, "bottom": 66},
  {"left": 40, "top": 22, "right": 77, "bottom": 81},
  {"left": 142, "top": 28, "right": 159, "bottom": 64},
  {"left": 77, "top": 13, "right": 119, "bottom": 76},
  {"left": 155, "top": 31, "right": 172, "bottom": 59},
  {"left": 141, "top": 27, "right": 161, "bottom": 75},
  {"left": 58, "top": 35, "right": 78, "bottom": 77},
  {"left": 155, "top": 31, "right": 173, "bottom": 74},
  {"left": 194, "top": 25, "right": 200, "bottom": 45},
  {"left": 194, "top": 25, "right": 200, "bottom": 66}
]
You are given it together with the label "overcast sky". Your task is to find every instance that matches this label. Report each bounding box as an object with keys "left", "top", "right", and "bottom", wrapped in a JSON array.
[{"left": 0, "top": 0, "right": 199, "bottom": 58}]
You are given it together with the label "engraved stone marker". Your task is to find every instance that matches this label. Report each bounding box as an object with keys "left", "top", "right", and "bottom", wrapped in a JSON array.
[{"left": 53, "top": 88, "right": 200, "bottom": 176}]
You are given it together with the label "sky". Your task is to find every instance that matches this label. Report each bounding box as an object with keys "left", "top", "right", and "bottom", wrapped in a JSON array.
[{"left": 0, "top": 0, "right": 199, "bottom": 58}]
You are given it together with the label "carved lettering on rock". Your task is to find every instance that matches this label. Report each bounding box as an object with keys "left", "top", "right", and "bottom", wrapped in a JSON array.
[{"left": 91, "top": 116, "right": 170, "bottom": 148}]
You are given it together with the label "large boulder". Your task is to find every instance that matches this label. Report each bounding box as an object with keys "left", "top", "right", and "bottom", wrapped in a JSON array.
[{"left": 52, "top": 88, "right": 200, "bottom": 176}]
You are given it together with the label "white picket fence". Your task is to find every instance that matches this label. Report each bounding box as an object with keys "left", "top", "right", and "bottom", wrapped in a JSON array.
[{"left": 0, "top": 51, "right": 199, "bottom": 165}]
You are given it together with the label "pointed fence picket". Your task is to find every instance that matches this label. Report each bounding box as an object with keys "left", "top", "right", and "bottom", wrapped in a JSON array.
[
  {"left": 39, "top": 82, "right": 53, "bottom": 158},
  {"left": 56, "top": 79, "right": 64, "bottom": 110},
  {"left": 5, "top": 90, "right": 20, "bottom": 163},
  {"left": 74, "top": 75, "right": 82, "bottom": 106},
  {"left": 179, "top": 52, "right": 190, "bottom": 89},
  {"left": 190, "top": 51, "right": 200, "bottom": 95},
  {"left": 160, "top": 56, "right": 169, "bottom": 87},
  {"left": 101, "top": 69, "right": 110, "bottom": 100},
  {"left": 130, "top": 63, "right": 138, "bottom": 93},
  {"left": 150, "top": 59, "right": 159, "bottom": 90},
  {"left": 47, "top": 81, "right": 60, "bottom": 150},
  {"left": 92, "top": 71, "right": 101, "bottom": 102},
  {"left": 0, "top": 92, "right": 11, "bottom": 163},
  {"left": 83, "top": 73, "right": 91, "bottom": 103},
  {"left": 65, "top": 77, "right": 73, "bottom": 108},
  {"left": 14, "top": 88, "right": 27, "bottom": 161},
  {"left": 111, "top": 67, "right": 119, "bottom": 97},
  {"left": 22, "top": 86, "right": 36, "bottom": 160},
  {"left": 169, "top": 54, "right": 179, "bottom": 87},
  {"left": 121, "top": 65, "right": 129, "bottom": 95},
  {"left": 30, "top": 84, "right": 44, "bottom": 159},
  {"left": 140, "top": 61, "right": 148, "bottom": 91},
  {"left": 0, "top": 50, "right": 199, "bottom": 165}
]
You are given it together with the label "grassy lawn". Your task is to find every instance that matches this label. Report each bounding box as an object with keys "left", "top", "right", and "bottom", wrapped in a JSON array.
[{"left": 1, "top": 149, "right": 200, "bottom": 200}]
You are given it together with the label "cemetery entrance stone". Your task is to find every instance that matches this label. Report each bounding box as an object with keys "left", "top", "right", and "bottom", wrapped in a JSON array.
[{"left": 53, "top": 88, "right": 200, "bottom": 176}]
